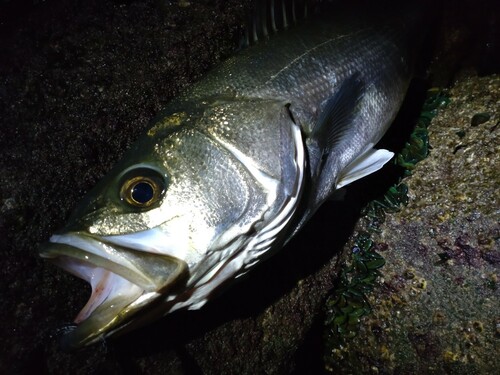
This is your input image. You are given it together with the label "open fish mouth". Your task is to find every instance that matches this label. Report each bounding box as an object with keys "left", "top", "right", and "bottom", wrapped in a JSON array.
[{"left": 40, "top": 233, "right": 188, "bottom": 350}]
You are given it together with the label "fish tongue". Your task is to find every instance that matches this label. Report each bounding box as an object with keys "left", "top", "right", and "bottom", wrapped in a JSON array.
[{"left": 75, "top": 267, "right": 113, "bottom": 323}]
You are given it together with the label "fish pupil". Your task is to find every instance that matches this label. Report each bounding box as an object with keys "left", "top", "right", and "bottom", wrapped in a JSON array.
[
  {"left": 131, "top": 181, "right": 154, "bottom": 204},
  {"left": 120, "top": 167, "right": 166, "bottom": 208}
]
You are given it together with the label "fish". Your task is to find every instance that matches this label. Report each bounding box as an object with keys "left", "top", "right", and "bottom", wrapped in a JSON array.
[{"left": 40, "top": 0, "right": 422, "bottom": 349}]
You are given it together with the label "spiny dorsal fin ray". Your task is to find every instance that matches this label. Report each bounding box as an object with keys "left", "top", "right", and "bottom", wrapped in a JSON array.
[{"left": 242, "top": 0, "right": 313, "bottom": 47}]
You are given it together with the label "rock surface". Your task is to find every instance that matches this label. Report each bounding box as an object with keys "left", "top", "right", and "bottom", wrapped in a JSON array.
[{"left": 327, "top": 75, "right": 499, "bottom": 374}]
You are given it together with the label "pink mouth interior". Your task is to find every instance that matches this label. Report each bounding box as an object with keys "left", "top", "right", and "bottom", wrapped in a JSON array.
[
  {"left": 56, "top": 257, "right": 143, "bottom": 323},
  {"left": 75, "top": 267, "right": 112, "bottom": 323}
]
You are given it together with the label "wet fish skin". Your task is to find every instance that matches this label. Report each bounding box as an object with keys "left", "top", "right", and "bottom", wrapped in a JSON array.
[{"left": 40, "top": 7, "right": 417, "bottom": 349}]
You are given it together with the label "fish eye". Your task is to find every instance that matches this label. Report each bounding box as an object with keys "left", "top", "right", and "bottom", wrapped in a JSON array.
[{"left": 119, "top": 168, "right": 166, "bottom": 208}]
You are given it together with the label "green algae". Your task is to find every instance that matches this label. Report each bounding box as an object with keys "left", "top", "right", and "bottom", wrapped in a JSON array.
[
  {"left": 324, "top": 232, "right": 384, "bottom": 339},
  {"left": 396, "top": 89, "right": 450, "bottom": 175}
]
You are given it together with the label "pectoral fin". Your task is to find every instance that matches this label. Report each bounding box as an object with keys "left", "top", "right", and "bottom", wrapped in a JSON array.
[
  {"left": 307, "top": 73, "right": 365, "bottom": 179},
  {"left": 306, "top": 73, "right": 366, "bottom": 196},
  {"left": 310, "top": 72, "right": 365, "bottom": 152},
  {"left": 336, "top": 148, "right": 394, "bottom": 188}
]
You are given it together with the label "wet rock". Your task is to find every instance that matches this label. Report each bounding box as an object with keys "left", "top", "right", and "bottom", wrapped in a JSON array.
[{"left": 327, "top": 74, "right": 499, "bottom": 374}]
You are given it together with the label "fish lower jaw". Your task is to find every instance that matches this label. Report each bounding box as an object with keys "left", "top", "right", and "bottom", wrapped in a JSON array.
[
  {"left": 39, "top": 233, "right": 181, "bottom": 349},
  {"left": 71, "top": 263, "right": 144, "bottom": 324},
  {"left": 46, "top": 254, "right": 156, "bottom": 350}
]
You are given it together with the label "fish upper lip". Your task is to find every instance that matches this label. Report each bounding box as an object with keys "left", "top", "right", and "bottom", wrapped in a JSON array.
[
  {"left": 40, "top": 232, "right": 188, "bottom": 349},
  {"left": 41, "top": 232, "right": 188, "bottom": 292}
]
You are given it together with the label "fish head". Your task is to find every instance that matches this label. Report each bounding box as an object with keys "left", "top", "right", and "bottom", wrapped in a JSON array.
[{"left": 40, "top": 99, "right": 302, "bottom": 349}]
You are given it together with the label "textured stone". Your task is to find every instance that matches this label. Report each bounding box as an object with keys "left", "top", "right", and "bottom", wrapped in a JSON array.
[{"left": 328, "top": 75, "right": 499, "bottom": 374}]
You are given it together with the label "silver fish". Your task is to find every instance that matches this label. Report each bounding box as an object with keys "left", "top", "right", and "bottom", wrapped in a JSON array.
[{"left": 40, "top": 3, "right": 418, "bottom": 349}]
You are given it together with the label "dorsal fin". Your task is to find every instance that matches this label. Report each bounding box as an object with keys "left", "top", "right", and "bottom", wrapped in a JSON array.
[{"left": 241, "top": 0, "right": 313, "bottom": 48}]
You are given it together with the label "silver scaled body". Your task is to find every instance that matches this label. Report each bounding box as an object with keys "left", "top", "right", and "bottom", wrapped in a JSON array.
[{"left": 41, "top": 12, "right": 414, "bottom": 349}]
